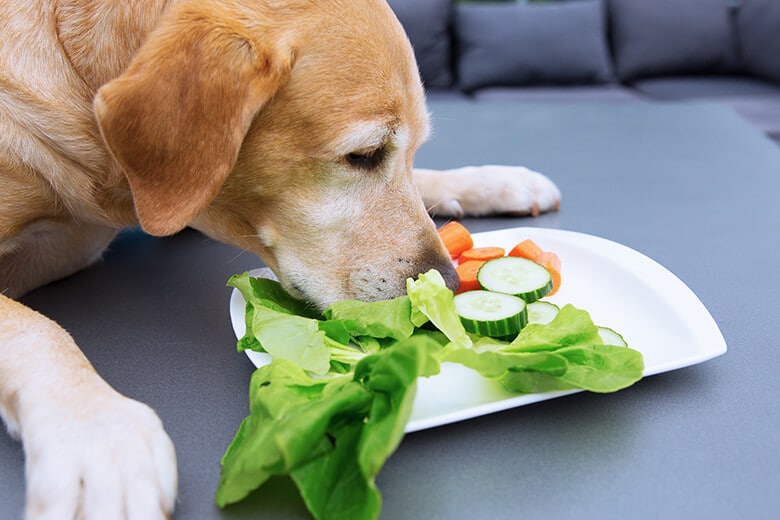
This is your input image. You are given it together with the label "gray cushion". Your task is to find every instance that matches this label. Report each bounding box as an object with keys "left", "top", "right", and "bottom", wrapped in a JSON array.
[
  {"left": 630, "top": 76, "right": 780, "bottom": 100},
  {"left": 631, "top": 76, "right": 780, "bottom": 140},
  {"left": 725, "top": 98, "right": 780, "bottom": 142},
  {"left": 424, "top": 90, "right": 474, "bottom": 103},
  {"left": 454, "top": 1, "right": 613, "bottom": 93},
  {"left": 737, "top": 0, "right": 780, "bottom": 84},
  {"left": 608, "top": 0, "right": 740, "bottom": 81},
  {"left": 387, "top": 0, "right": 453, "bottom": 89},
  {"left": 473, "top": 85, "right": 642, "bottom": 103}
]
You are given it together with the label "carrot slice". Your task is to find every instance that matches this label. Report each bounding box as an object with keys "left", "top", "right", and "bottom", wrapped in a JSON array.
[
  {"left": 438, "top": 222, "right": 474, "bottom": 260},
  {"left": 459, "top": 247, "right": 506, "bottom": 263},
  {"left": 536, "top": 251, "right": 562, "bottom": 296},
  {"left": 508, "top": 239, "right": 544, "bottom": 261},
  {"left": 455, "top": 260, "right": 485, "bottom": 294}
]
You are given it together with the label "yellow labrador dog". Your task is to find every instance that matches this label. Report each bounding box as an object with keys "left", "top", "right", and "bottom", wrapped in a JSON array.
[{"left": 0, "top": 0, "right": 559, "bottom": 517}]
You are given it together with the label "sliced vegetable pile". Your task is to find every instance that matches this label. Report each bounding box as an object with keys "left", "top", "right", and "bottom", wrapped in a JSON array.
[
  {"left": 217, "top": 224, "right": 644, "bottom": 519},
  {"left": 439, "top": 221, "right": 561, "bottom": 298}
]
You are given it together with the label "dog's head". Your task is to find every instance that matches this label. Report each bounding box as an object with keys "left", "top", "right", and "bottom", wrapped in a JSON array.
[{"left": 94, "top": 0, "right": 457, "bottom": 308}]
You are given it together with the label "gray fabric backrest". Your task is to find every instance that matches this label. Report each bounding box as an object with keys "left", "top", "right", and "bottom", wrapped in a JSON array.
[
  {"left": 454, "top": 0, "right": 614, "bottom": 92},
  {"left": 608, "top": 0, "right": 741, "bottom": 81},
  {"left": 387, "top": 0, "right": 454, "bottom": 89}
]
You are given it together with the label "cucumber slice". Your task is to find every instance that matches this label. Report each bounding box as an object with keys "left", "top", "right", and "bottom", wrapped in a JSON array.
[
  {"left": 454, "top": 290, "right": 528, "bottom": 338},
  {"left": 477, "top": 256, "right": 553, "bottom": 303},
  {"left": 598, "top": 326, "right": 628, "bottom": 347},
  {"left": 527, "top": 301, "right": 560, "bottom": 325}
]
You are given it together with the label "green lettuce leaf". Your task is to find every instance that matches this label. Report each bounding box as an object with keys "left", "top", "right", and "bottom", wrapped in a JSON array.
[
  {"left": 228, "top": 272, "right": 320, "bottom": 353},
  {"left": 406, "top": 269, "right": 472, "bottom": 349},
  {"left": 252, "top": 306, "right": 332, "bottom": 375},
  {"left": 502, "top": 344, "right": 644, "bottom": 393},
  {"left": 442, "top": 304, "right": 643, "bottom": 394},
  {"left": 228, "top": 272, "right": 319, "bottom": 318},
  {"left": 216, "top": 336, "right": 442, "bottom": 519},
  {"left": 220, "top": 270, "right": 645, "bottom": 518},
  {"left": 323, "top": 296, "right": 415, "bottom": 342},
  {"left": 443, "top": 346, "right": 569, "bottom": 378},
  {"left": 215, "top": 360, "right": 367, "bottom": 507},
  {"left": 354, "top": 336, "right": 441, "bottom": 477},
  {"left": 506, "top": 304, "right": 602, "bottom": 352}
]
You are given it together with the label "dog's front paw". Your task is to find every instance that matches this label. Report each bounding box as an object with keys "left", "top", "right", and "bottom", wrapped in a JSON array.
[
  {"left": 415, "top": 165, "right": 561, "bottom": 218},
  {"left": 22, "top": 387, "right": 177, "bottom": 519}
]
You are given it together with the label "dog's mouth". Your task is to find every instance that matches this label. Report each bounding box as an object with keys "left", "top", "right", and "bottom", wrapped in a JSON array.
[
  {"left": 346, "top": 260, "right": 459, "bottom": 303},
  {"left": 275, "top": 258, "right": 459, "bottom": 312}
]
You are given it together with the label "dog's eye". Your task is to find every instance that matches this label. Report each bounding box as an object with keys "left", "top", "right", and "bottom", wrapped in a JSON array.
[{"left": 345, "top": 147, "right": 386, "bottom": 170}]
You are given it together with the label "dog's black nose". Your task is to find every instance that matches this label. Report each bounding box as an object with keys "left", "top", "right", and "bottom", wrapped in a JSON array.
[
  {"left": 397, "top": 252, "right": 459, "bottom": 296},
  {"left": 438, "top": 262, "right": 460, "bottom": 293},
  {"left": 410, "top": 255, "right": 459, "bottom": 294}
]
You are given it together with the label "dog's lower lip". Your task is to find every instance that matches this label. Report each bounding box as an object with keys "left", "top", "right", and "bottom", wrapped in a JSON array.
[
  {"left": 285, "top": 283, "right": 325, "bottom": 311},
  {"left": 289, "top": 282, "right": 310, "bottom": 301}
]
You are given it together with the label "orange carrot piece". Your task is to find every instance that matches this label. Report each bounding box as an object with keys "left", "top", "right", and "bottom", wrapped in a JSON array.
[
  {"left": 508, "top": 239, "right": 544, "bottom": 261},
  {"left": 438, "top": 222, "right": 474, "bottom": 260},
  {"left": 536, "top": 251, "right": 562, "bottom": 296},
  {"left": 455, "top": 260, "right": 486, "bottom": 294},
  {"left": 459, "top": 247, "right": 506, "bottom": 263}
]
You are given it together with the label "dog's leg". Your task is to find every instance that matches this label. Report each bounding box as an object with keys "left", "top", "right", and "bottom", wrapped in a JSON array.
[
  {"left": 0, "top": 223, "right": 177, "bottom": 519},
  {"left": 413, "top": 166, "right": 561, "bottom": 219}
]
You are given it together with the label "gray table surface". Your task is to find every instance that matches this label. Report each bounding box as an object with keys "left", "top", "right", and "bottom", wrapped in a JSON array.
[{"left": 3, "top": 101, "right": 779, "bottom": 519}]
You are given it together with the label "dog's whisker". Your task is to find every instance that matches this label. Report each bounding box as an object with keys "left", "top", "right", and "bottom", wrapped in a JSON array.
[
  {"left": 425, "top": 199, "right": 446, "bottom": 213},
  {"left": 226, "top": 249, "right": 250, "bottom": 264}
]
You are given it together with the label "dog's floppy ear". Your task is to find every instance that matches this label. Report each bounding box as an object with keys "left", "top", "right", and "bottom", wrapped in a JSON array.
[{"left": 95, "top": 5, "right": 291, "bottom": 236}]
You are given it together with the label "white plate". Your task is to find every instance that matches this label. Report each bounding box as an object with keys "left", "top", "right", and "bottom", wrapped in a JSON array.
[{"left": 229, "top": 227, "right": 727, "bottom": 433}]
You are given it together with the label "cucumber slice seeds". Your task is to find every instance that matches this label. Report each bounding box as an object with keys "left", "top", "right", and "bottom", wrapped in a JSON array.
[
  {"left": 477, "top": 256, "right": 553, "bottom": 303},
  {"left": 454, "top": 290, "right": 528, "bottom": 338},
  {"left": 527, "top": 301, "right": 560, "bottom": 325}
]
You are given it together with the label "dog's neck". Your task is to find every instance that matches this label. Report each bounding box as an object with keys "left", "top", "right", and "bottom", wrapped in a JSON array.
[
  {"left": 39, "top": 0, "right": 178, "bottom": 227},
  {"left": 55, "top": 0, "right": 174, "bottom": 92}
]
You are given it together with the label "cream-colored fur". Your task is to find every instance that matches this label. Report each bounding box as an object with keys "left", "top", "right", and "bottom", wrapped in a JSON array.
[{"left": 0, "top": 0, "right": 559, "bottom": 517}]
